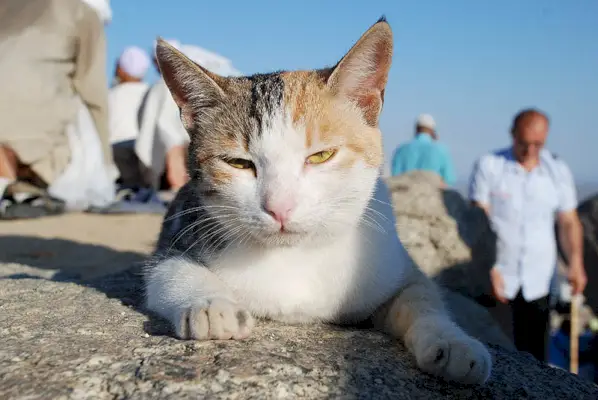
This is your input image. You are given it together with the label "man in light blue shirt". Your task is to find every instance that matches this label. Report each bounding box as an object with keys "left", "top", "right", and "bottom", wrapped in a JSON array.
[
  {"left": 391, "top": 114, "right": 456, "bottom": 186},
  {"left": 469, "top": 108, "right": 586, "bottom": 362}
]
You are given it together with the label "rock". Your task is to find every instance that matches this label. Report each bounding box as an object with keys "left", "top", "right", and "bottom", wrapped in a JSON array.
[
  {"left": 0, "top": 204, "right": 593, "bottom": 399},
  {"left": 557, "top": 193, "right": 598, "bottom": 314},
  {"left": 386, "top": 171, "right": 496, "bottom": 302},
  {"left": 1, "top": 272, "right": 596, "bottom": 399}
]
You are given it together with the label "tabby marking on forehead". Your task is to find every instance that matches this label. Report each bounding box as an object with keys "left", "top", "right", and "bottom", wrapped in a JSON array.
[{"left": 247, "top": 73, "right": 285, "bottom": 132}]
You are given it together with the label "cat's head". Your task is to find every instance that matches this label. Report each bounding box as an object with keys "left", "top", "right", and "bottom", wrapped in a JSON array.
[{"left": 156, "top": 18, "right": 392, "bottom": 247}]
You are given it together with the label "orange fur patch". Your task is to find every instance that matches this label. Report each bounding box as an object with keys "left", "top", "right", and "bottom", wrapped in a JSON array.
[
  {"left": 205, "top": 163, "right": 233, "bottom": 186},
  {"left": 281, "top": 72, "right": 383, "bottom": 168}
]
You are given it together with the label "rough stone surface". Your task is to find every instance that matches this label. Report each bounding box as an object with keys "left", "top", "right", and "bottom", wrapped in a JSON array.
[
  {"left": 1, "top": 204, "right": 596, "bottom": 398},
  {"left": 1, "top": 272, "right": 596, "bottom": 400},
  {"left": 386, "top": 171, "right": 496, "bottom": 302}
]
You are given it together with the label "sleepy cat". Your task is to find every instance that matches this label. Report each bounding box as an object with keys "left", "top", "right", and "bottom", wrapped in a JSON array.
[{"left": 144, "top": 17, "right": 492, "bottom": 385}]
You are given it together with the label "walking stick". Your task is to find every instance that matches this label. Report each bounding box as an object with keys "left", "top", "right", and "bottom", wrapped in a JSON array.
[{"left": 570, "top": 293, "right": 582, "bottom": 374}]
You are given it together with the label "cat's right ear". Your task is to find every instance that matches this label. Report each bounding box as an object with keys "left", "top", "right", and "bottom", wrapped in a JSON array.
[
  {"left": 325, "top": 17, "right": 393, "bottom": 127},
  {"left": 155, "top": 38, "right": 226, "bottom": 131}
]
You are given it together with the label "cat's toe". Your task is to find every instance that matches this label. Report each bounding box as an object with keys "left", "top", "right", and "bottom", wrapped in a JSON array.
[
  {"left": 173, "top": 305, "right": 207, "bottom": 339},
  {"left": 188, "top": 304, "right": 211, "bottom": 339},
  {"left": 175, "top": 300, "right": 254, "bottom": 341},
  {"left": 416, "top": 337, "right": 452, "bottom": 373},
  {"left": 437, "top": 336, "right": 492, "bottom": 384},
  {"left": 411, "top": 323, "right": 492, "bottom": 384},
  {"left": 207, "top": 298, "right": 254, "bottom": 340},
  {"left": 233, "top": 309, "right": 254, "bottom": 339}
]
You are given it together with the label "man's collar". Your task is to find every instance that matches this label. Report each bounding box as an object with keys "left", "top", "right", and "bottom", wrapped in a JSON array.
[
  {"left": 415, "top": 132, "right": 433, "bottom": 142},
  {"left": 506, "top": 146, "right": 549, "bottom": 175}
]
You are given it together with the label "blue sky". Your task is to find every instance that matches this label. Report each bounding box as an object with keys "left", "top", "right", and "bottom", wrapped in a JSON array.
[{"left": 105, "top": 0, "right": 598, "bottom": 183}]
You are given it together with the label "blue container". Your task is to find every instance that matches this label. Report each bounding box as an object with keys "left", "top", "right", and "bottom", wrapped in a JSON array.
[{"left": 549, "top": 329, "right": 596, "bottom": 382}]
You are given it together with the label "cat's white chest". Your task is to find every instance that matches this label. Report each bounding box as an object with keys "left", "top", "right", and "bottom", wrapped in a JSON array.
[{"left": 210, "top": 227, "right": 408, "bottom": 323}]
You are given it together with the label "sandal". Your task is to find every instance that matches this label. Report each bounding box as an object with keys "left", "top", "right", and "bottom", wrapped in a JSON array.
[
  {"left": 0, "top": 194, "right": 65, "bottom": 220},
  {"left": 86, "top": 186, "right": 167, "bottom": 215},
  {"left": 0, "top": 181, "right": 65, "bottom": 220}
]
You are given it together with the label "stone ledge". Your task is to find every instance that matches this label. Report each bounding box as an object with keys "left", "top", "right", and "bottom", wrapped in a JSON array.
[{"left": 1, "top": 276, "right": 596, "bottom": 399}]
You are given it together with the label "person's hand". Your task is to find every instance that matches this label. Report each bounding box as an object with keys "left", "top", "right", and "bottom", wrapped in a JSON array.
[
  {"left": 568, "top": 257, "right": 587, "bottom": 295},
  {"left": 166, "top": 145, "right": 189, "bottom": 191},
  {"left": 167, "top": 164, "right": 188, "bottom": 191},
  {"left": 490, "top": 267, "right": 508, "bottom": 304}
]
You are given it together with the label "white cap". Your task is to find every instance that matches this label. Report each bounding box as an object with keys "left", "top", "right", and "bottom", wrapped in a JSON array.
[
  {"left": 416, "top": 113, "right": 436, "bottom": 130},
  {"left": 179, "top": 44, "right": 242, "bottom": 77},
  {"left": 80, "top": 0, "right": 112, "bottom": 25},
  {"left": 118, "top": 46, "right": 150, "bottom": 79}
]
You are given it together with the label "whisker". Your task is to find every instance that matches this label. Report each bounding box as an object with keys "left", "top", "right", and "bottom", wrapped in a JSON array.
[
  {"left": 193, "top": 220, "right": 239, "bottom": 255},
  {"left": 165, "top": 204, "right": 242, "bottom": 222},
  {"left": 210, "top": 223, "right": 246, "bottom": 253},
  {"left": 362, "top": 212, "right": 389, "bottom": 233},
  {"left": 370, "top": 197, "right": 392, "bottom": 207},
  {"left": 168, "top": 213, "right": 237, "bottom": 251}
]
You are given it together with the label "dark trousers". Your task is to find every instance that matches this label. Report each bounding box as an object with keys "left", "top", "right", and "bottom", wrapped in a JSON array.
[
  {"left": 488, "top": 291, "right": 551, "bottom": 362},
  {"left": 112, "top": 140, "right": 152, "bottom": 188}
]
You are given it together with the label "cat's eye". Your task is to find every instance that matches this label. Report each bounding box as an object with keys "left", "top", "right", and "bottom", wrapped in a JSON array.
[
  {"left": 225, "top": 158, "right": 255, "bottom": 170},
  {"left": 306, "top": 149, "right": 336, "bottom": 165}
]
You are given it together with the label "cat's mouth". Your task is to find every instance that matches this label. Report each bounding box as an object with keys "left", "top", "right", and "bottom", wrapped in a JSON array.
[
  {"left": 266, "top": 224, "right": 302, "bottom": 236},
  {"left": 261, "top": 219, "right": 303, "bottom": 236},
  {"left": 258, "top": 226, "right": 305, "bottom": 244},
  {"left": 245, "top": 217, "right": 309, "bottom": 245}
]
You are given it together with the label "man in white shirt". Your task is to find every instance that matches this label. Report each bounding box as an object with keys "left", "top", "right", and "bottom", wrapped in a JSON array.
[
  {"left": 469, "top": 108, "right": 587, "bottom": 362},
  {"left": 109, "top": 46, "right": 151, "bottom": 187}
]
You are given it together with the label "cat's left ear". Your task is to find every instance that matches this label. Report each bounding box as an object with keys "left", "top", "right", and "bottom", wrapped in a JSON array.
[
  {"left": 326, "top": 17, "right": 393, "bottom": 127},
  {"left": 155, "top": 38, "right": 227, "bottom": 131}
]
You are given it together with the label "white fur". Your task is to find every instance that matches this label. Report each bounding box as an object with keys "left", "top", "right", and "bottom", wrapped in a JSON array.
[
  {"left": 147, "top": 107, "right": 399, "bottom": 319},
  {"left": 145, "top": 108, "right": 492, "bottom": 385}
]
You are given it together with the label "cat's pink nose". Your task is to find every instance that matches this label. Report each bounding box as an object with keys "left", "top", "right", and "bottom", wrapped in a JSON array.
[{"left": 264, "top": 198, "right": 295, "bottom": 226}]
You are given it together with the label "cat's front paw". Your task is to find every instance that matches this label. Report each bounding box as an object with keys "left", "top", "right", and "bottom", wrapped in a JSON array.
[
  {"left": 175, "top": 299, "right": 254, "bottom": 340},
  {"left": 407, "top": 319, "right": 492, "bottom": 385}
]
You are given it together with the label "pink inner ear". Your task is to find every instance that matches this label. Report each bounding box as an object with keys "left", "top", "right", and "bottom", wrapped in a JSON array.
[
  {"left": 350, "top": 72, "right": 384, "bottom": 126},
  {"left": 354, "top": 91, "right": 382, "bottom": 127},
  {"left": 364, "top": 40, "right": 391, "bottom": 93},
  {"left": 179, "top": 107, "right": 195, "bottom": 131},
  {"left": 340, "top": 37, "right": 390, "bottom": 126}
]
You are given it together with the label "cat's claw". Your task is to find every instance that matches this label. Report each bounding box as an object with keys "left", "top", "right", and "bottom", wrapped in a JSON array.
[
  {"left": 175, "top": 299, "right": 254, "bottom": 340},
  {"left": 408, "top": 320, "right": 492, "bottom": 385}
]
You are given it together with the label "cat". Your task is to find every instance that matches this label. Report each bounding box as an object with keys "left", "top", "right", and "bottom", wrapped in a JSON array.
[{"left": 144, "top": 17, "right": 492, "bottom": 385}]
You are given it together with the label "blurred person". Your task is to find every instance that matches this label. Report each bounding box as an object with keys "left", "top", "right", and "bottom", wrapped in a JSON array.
[
  {"left": 469, "top": 108, "right": 587, "bottom": 362},
  {"left": 135, "top": 39, "right": 189, "bottom": 192},
  {"left": 111, "top": 46, "right": 150, "bottom": 87},
  {"left": 0, "top": 0, "right": 116, "bottom": 217},
  {"left": 391, "top": 114, "right": 456, "bottom": 186},
  {"left": 109, "top": 46, "right": 152, "bottom": 187}
]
